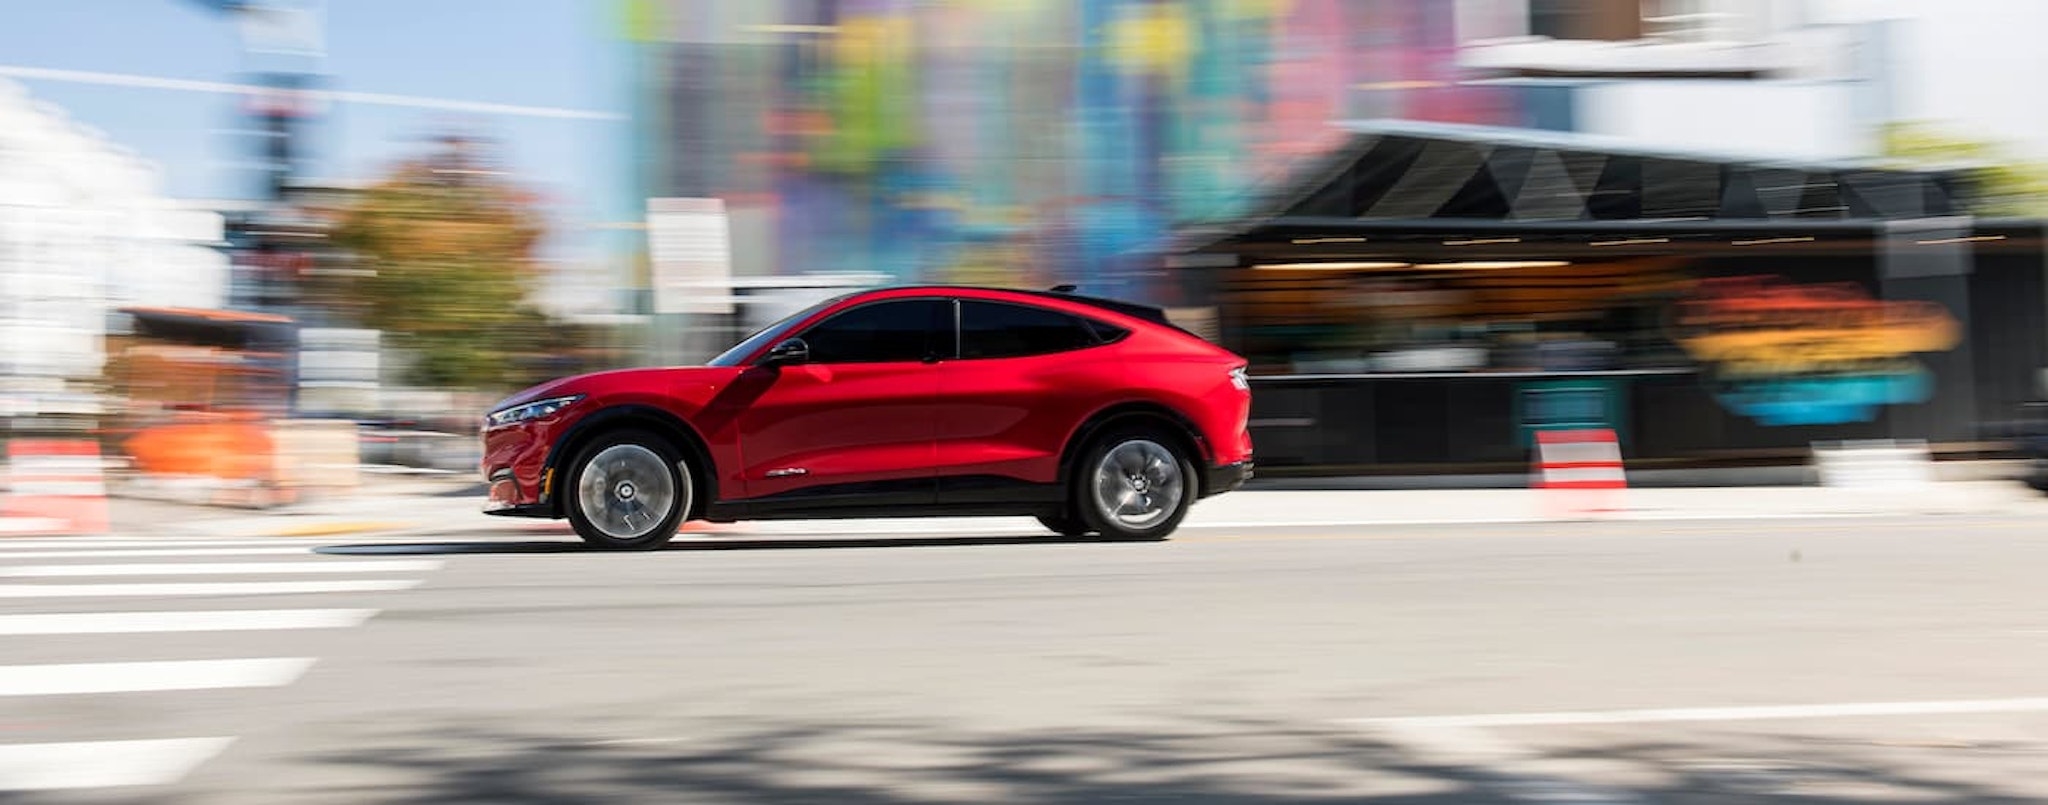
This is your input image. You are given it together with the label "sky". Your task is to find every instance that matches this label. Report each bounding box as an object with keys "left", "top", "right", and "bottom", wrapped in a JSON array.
[
  {"left": 1808, "top": 0, "right": 2048, "bottom": 163},
  {"left": 6, "top": 0, "right": 2047, "bottom": 274},
  {"left": 0, "top": 0, "right": 632, "bottom": 263}
]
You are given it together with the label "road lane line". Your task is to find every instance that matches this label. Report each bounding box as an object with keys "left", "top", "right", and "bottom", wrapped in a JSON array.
[
  {"left": 1346, "top": 697, "right": 2048, "bottom": 730},
  {"left": 0, "top": 560, "right": 444, "bottom": 577},
  {"left": 1177, "top": 519, "right": 2048, "bottom": 544},
  {"left": 0, "top": 580, "right": 422, "bottom": 598},
  {"left": 0, "top": 609, "right": 375, "bottom": 635},
  {"left": 0, "top": 658, "right": 314, "bottom": 696},
  {"left": 0, "top": 547, "right": 315, "bottom": 559},
  {"left": 0, "top": 737, "right": 235, "bottom": 791}
]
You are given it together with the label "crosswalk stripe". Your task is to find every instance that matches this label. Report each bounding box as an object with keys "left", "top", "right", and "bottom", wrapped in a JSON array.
[
  {"left": 0, "top": 547, "right": 315, "bottom": 559},
  {"left": 0, "top": 538, "right": 408, "bottom": 549},
  {"left": 0, "top": 737, "right": 236, "bottom": 791},
  {"left": 0, "top": 560, "right": 445, "bottom": 577},
  {"left": 0, "top": 580, "right": 423, "bottom": 598},
  {"left": 0, "top": 609, "right": 375, "bottom": 635},
  {"left": 0, "top": 658, "right": 315, "bottom": 696}
]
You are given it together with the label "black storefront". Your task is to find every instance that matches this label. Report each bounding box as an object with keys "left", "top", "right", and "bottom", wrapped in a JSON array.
[{"left": 1167, "top": 121, "right": 2048, "bottom": 475}]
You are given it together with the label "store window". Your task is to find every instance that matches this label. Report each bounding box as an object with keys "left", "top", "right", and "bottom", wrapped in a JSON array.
[{"left": 1224, "top": 258, "right": 1692, "bottom": 375}]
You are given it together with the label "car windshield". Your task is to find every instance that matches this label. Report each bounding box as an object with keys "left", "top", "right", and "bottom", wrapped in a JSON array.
[{"left": 705, "top": 293, "right": 857, "bottom": 367}]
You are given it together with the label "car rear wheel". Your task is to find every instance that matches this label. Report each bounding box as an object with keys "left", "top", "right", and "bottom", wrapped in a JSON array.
[
  {"left": 1074, "top": 426, "right": 1196, "bottom": 541},
  {"left": 565, "top": 430, "right": 691, "bottom": 550}
]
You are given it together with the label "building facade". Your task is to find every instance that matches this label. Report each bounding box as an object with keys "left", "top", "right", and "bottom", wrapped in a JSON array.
[
  {"left": 623, "top": 0, "right": 1521, "bottom": 309},
  {"left": 0, "top": 80, "right": 230, "bottom": 427}
]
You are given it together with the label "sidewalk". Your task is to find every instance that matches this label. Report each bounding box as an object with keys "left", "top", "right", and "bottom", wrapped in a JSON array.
[{"left": 78, "top": 472, "right": 2048, "bottom": 540}]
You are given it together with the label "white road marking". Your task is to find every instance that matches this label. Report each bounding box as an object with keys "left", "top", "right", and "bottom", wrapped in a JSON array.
[
  {"left": 1371, "top": 722, "right": 1644, "bottom": 804},
  {"left": 1347, "top": 697, "right": 2048, "bottom": 730},
  {"left": 0, "top": 737, "right": 235, "bottom": 791},
  {"left": 0, "top": 658, "right": 314, "bottom": 696},
  {"left": 713, "top": 512, "right": 1864, "bottom": 537},
  {"left": 0, "top": 538, "right": 376, "bottom": 549},
  {"left": 0, "top": 547, "right": 315, "bottom": 559},
  {"left": 0, "top": 560, "right": 444, "bottom": 577},
  {"left": 1189, "top": 513, "right": 1859, "bottom": 529},
  {"left": 0, "top": 580, "right": 423, "bottom": 598},
  {"left": 0, "top": 609, "right": 375, "bottom": 635}
]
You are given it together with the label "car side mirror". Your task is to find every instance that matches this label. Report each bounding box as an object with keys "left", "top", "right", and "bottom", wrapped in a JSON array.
[{"left": 761, "top": 337, "right": 810, "bottom": 367}]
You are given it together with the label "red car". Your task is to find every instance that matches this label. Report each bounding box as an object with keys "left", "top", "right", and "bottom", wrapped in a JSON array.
[{"left": 480, "top": 286, "right": 1254, "bottom": 548}]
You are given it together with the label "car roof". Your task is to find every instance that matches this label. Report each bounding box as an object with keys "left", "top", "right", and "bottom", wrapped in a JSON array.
[{"left": 861, "top": 284, "right": 1181, "bottom": 330}]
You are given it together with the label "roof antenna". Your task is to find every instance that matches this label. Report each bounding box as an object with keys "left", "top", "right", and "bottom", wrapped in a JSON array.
[{"left": 1050, "top": 284, "right": 1078, "bottom": 294}]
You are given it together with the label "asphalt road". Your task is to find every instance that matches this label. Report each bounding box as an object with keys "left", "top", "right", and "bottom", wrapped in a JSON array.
[{"left": 8, "top": 515, "right": 2048, "bottom": 804}]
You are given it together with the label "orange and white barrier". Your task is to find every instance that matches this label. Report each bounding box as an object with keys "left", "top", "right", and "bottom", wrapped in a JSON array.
[
  {"left": 4, "top": 439, "right": 111, "bottom": 535},
  {"left": 1533, "top": 429, "right": 1627, "bottom": 518}
]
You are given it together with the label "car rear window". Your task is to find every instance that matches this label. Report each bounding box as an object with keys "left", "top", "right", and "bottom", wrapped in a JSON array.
[{"left": 959, "top": 300, "right": 1105, "bottom": 360}]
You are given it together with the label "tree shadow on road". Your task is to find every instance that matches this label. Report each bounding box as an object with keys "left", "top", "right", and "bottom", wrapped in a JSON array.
[{"left": 240, "top": 716, "right": 2042, "bottom": 804}]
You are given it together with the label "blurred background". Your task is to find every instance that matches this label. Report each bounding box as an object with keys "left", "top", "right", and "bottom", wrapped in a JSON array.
[{"left": 5, "top": 0, "right": 2048, "bottom": 508}]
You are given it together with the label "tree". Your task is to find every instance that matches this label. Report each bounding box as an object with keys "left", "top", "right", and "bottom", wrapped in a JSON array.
[
  {"left": 1881, "top": 122, "right": 2048, "bottom": 218},
  {"left": 330, "top": 136, "right": 552, "bottom": 391}
]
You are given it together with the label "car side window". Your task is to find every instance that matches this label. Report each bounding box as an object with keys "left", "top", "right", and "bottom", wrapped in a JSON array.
[
  {"left": 799, "top": 299, "right": 950, "bottom": 364},
  {"left": 959, "top": 300, "right": 1104, "bottom": 360}
]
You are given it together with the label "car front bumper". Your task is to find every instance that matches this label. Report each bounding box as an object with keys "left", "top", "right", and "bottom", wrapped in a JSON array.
[{"left": 482, "top": 465, "right": 553, "bottom": 517}]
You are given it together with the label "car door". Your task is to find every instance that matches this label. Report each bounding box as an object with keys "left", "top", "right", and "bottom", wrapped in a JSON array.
[
  {"left": 734, "top": 297, "right": 950, "bottom": 505},
  {"left": 930, "top": 298, "right": 1125, "bottom": 491}
]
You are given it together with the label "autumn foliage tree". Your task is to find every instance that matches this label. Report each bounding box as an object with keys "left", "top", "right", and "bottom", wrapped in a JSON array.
[{"left": 331, "top": 136, "right": 553, "bottom": 391}]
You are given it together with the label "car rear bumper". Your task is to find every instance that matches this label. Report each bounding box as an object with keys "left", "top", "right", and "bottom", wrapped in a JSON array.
[{"left": 1202, "top": 460, "right": 1253, "bottom": 498}]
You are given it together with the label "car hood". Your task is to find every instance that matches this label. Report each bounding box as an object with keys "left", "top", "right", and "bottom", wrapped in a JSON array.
[{"left": 489, "top": 366, "right": 732, "bottom": 413}]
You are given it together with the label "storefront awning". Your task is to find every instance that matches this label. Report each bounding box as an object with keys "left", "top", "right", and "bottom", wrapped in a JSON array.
[
  {"left": 116, "top": 307, "right": 296, "bottom": 350},
  {"left": 1175, "top": 120, "right": 1981, "bottom": 257}
]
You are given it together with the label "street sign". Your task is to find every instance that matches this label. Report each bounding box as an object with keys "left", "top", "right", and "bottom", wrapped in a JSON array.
[{"left": 647, "top": 197, "right": 735, "bottom": 316}]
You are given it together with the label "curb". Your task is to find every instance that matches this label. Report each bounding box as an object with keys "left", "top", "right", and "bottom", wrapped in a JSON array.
[{"left": 0, "top": 517, "right": 81, "bottom": 536}]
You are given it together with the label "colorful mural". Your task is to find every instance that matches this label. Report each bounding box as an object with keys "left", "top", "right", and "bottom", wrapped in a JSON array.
[
  {"left": 1673, "top": 275, "right": 1964, "bottom": 426},
  {"left": 626, "top": 0, "right": 1517, "bottom": 305}
]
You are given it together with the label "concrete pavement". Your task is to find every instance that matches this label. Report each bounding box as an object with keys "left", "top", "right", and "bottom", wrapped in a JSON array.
[{"left": 6, "top": 515, "right": 2048, "bottom": 801}]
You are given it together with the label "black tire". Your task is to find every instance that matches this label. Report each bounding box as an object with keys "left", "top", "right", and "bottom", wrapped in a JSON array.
[
  {"left": 1071, "top": 424, "right": 1197, "bottom": 541},
  {"left": 563, "top": 429, "right": 692, "bottom": 550},
  {"left": 1035, "top": 514, "right": 1094, "bottom": 537}
]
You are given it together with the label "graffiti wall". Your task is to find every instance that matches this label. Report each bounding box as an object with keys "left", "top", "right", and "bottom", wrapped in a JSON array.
[{"left": 627, "top": 0, "right": 1517, "bottom": 304}]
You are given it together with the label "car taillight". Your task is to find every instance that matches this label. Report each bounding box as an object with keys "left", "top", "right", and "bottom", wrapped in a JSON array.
[{"left": 1228, "top": 366, "right": 1250, "bottom": 391}]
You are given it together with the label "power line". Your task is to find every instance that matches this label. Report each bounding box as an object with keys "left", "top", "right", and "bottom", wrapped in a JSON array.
[{"left": 0, "top": 64, "right": 623, "bottom": 122}]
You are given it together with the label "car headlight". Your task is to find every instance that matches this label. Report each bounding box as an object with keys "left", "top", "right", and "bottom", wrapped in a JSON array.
[
  {"left": 1229, "top": 367, "right": 1250, "bottom": 391},
  {"left": 485, "top": 395, "right": 583, "bottom": 428}
]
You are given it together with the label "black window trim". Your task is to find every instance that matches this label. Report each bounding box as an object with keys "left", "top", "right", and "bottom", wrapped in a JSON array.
[{"left": 950, "top": 297, "right": 963, "bottom": 359}]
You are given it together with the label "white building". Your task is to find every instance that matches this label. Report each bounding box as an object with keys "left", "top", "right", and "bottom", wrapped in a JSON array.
[
  {"left": 1805, "top": 0, "right": 2048, "bottom": 164},
  {"left": 1454, "top": 0, "right": 1902, "bottom": 163},
  {"left": 0, "top": 79, "right": 230, "bottom": 420}
]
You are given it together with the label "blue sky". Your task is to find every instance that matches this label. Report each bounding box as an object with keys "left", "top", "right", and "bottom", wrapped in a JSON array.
[{"left": 0, "top": 0, "right": 632, "bottom": 259}]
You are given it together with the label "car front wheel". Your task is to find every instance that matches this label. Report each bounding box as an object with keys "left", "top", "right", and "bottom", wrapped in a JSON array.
[
  {"left": 565, "top": 430, "right": 691, "bottom": 550},
  {"left": 1075, "top": 427, "right": 1196, "bottom": 541}
]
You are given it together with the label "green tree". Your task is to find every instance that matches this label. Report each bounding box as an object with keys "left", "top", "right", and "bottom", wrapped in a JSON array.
[
  {"left": 330, "top": 137, "right": 551, "bottom": 391},
  {"left": 1881, "top": 122, "right": 2048, "bottom": 218}
]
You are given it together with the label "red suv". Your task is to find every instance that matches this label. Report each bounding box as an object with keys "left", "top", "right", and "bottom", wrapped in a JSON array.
[{"left": 480, "top": 286, "right": 1254, "bottom": 548}]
